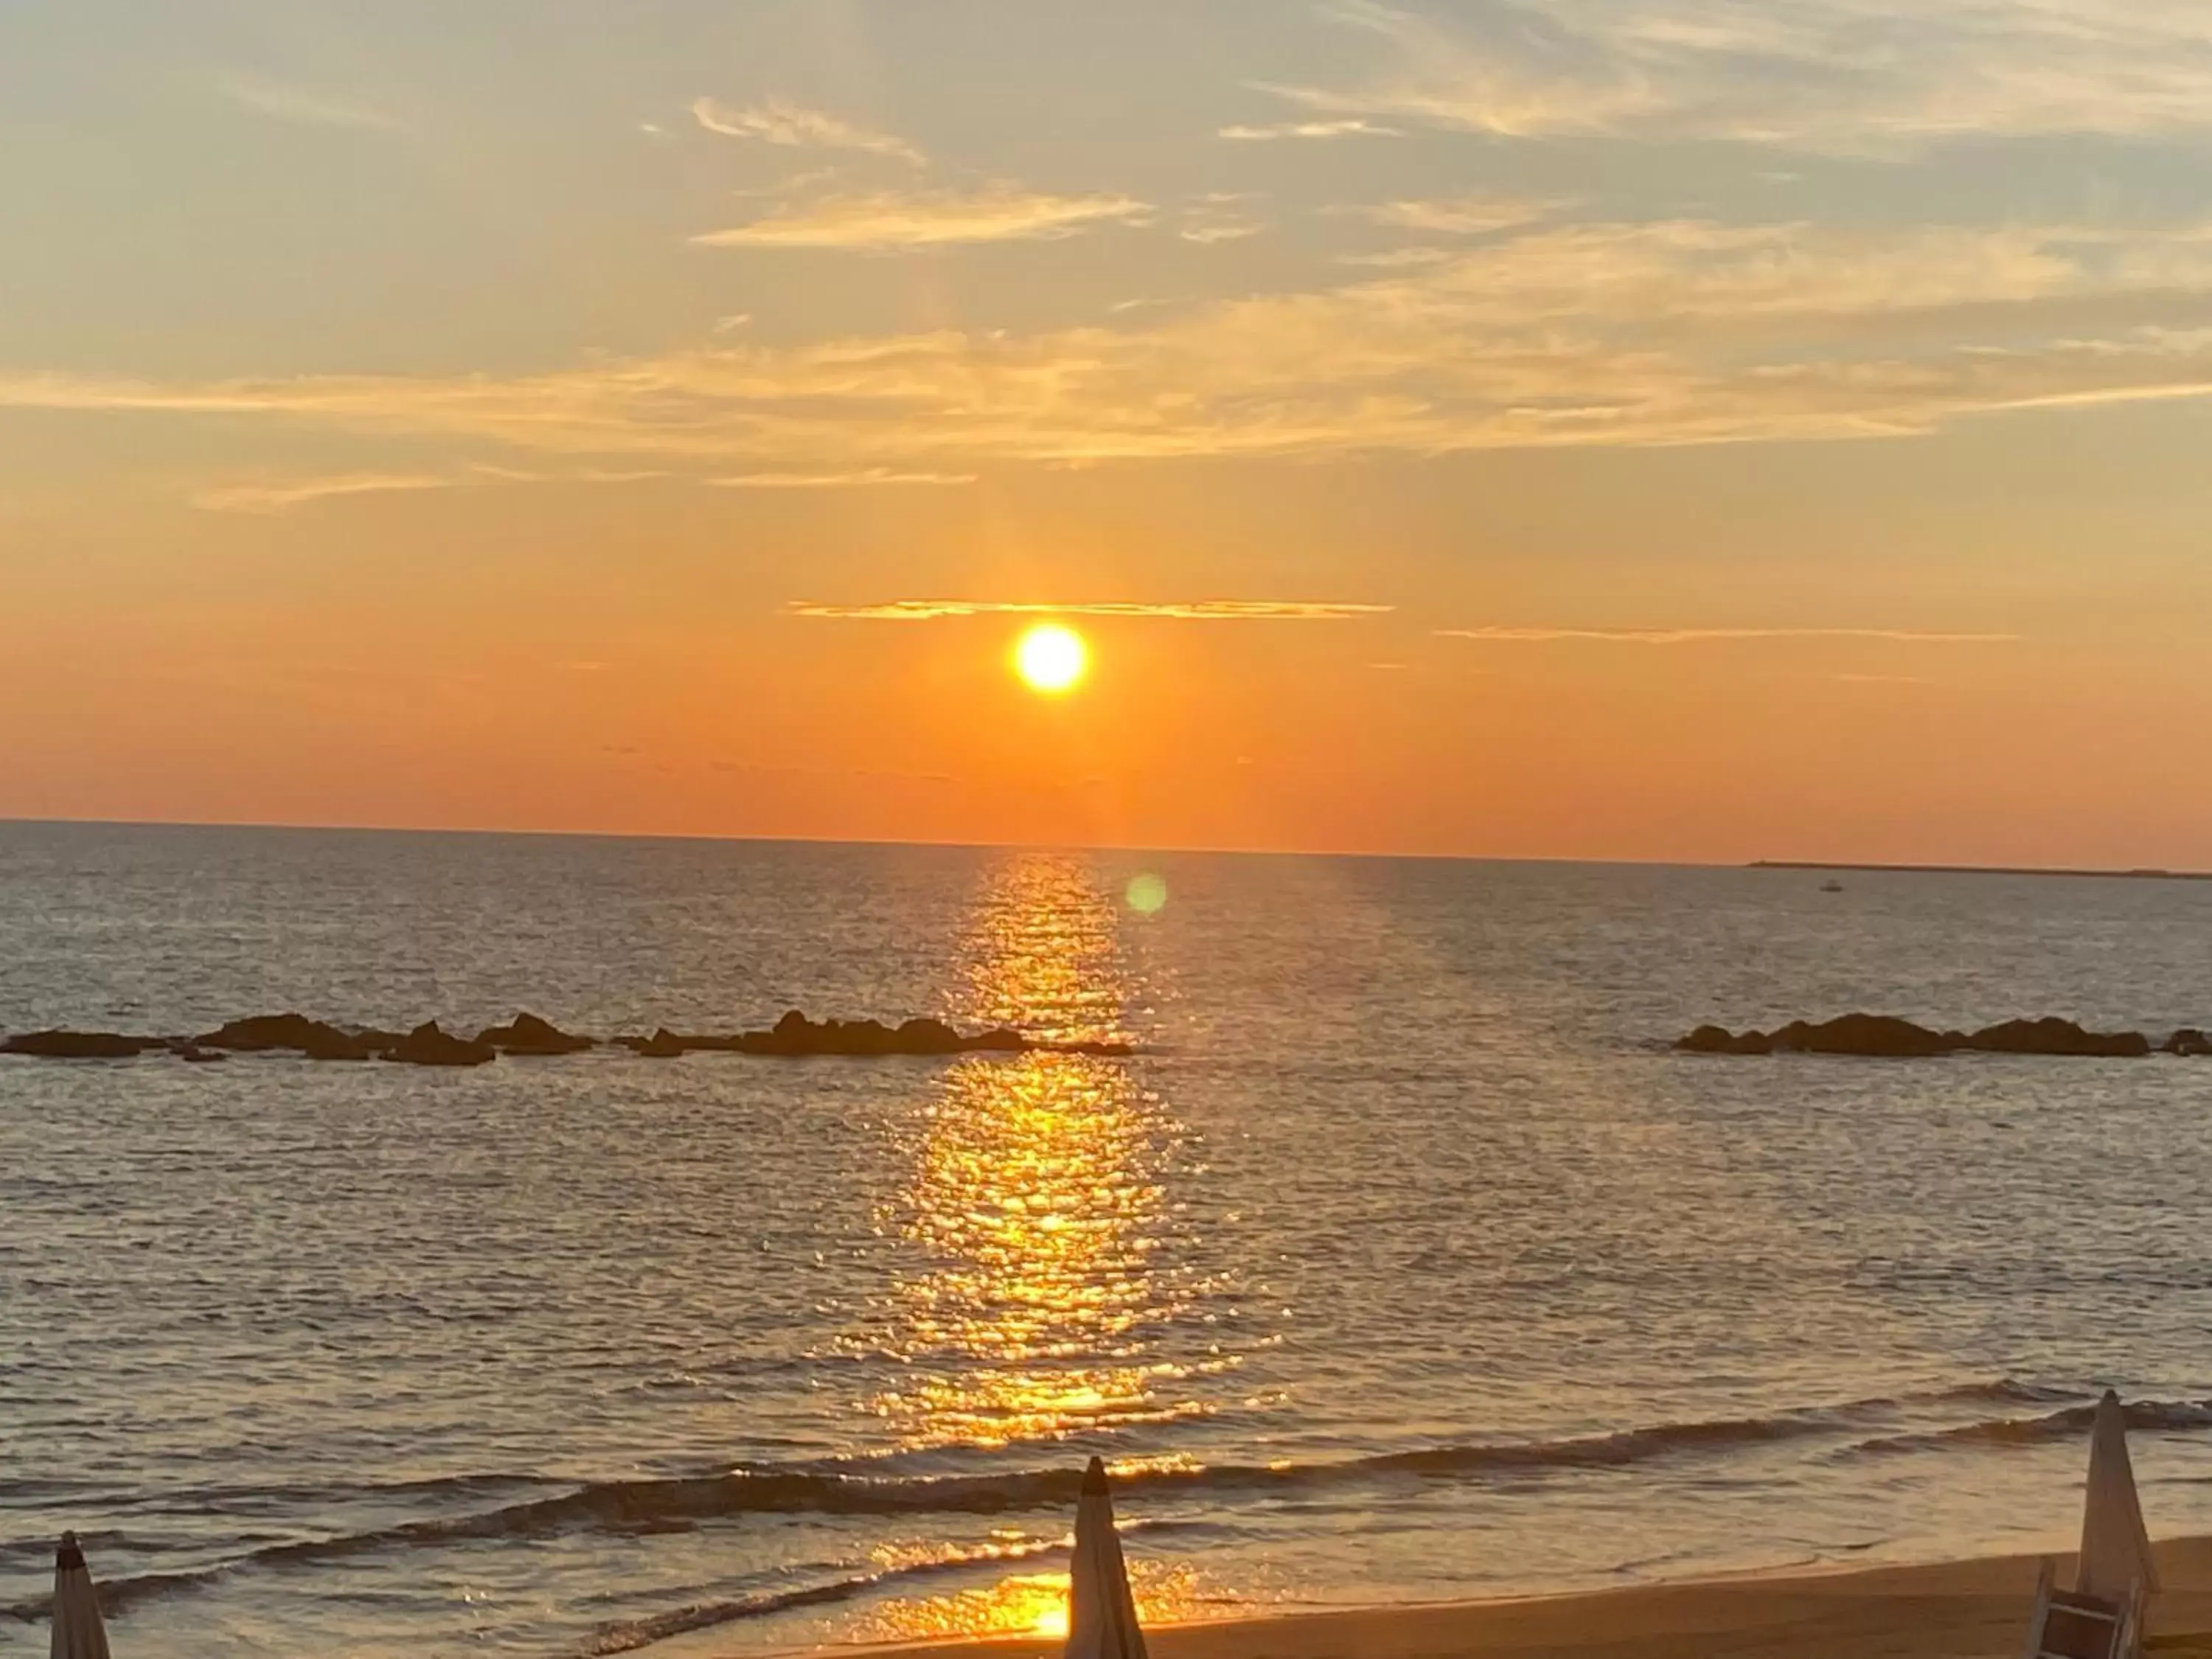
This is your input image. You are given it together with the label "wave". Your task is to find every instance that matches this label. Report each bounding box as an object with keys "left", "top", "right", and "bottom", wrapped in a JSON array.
[
  {"left": 1845, "top": 1397, "right": 2212, "bottom": 1458},
  {"left": 2, "top": 1564, "right": 230, "bottom": 1624},
  {"left": 1899, "top": 1378, "right": 2081, "bottom": 1408},
  {"left": 7, "top": 1379, "right": 2168, "bottom": 1631},
  {"left": 575, "top": 1534, "right": 1069, "bottom": 1658}
]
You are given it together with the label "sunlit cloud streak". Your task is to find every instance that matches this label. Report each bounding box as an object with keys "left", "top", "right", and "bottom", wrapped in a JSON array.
[
  {"left": 1267, "top": 0, "right": 2212, "bottom": 151},
  {"left": 193, "top": 467, "right": 667, "bottom": 512},
  {"left": 192, "top": 473, "right": 453, "bottom": 513},
  {"left": 1218, "top": 119, "right": 1402, "bottom": 140},
  {"left": 792, "top": 599, "right": 1394, "bottom": 621},
  {"left": 17, "top": 218, "right": 2212, "bottom": 466},
  {"left": 216, "top": 74, "right": 397, "bottom": 131},
  {"left": 1180, "top": 195, "right": 1265, "bottom": 244},
  {"left": 1354, "top": 194, "right": 1568, "bottom": 234},
  {"left": 690, "top": 96, "right": 925, "bottom": 164},
  {"left": 692, "top": 184, "right": 1152, "bottom": 249},
  {"left": 1438, "top": 626, "right": 2020, "bottom": 644},
  {"left": 708, "top": 468, "right": 975, "bottom": 487}
]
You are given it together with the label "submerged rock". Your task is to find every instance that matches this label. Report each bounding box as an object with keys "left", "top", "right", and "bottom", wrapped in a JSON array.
[
  {"left": 476, "top": 1012, "right": 594, "bottom": 1055},
  {"left": 1678, "top": 1012, "right": 2152, "bottom": 1059},
  {"left": 621, "top": 1028, "right": 686, "bottom": 1059},
  {"left": 197, "top": 1012, "right": 334, "bottom": 1050},
  {"left": 611, "top": 1010, "right": 1127, "bottom": 1059},
  {"left": 1676, "top": 1023, "right": 1775, "bottom": 1056},
  {"left": 0, "top": 1029, "right": 164, "bottom": 1059},
  {"left": 1966, "top": 1017, "right": 2149, "bottom": 1058},
  {"left": 195, "top": 1012, "right": 378, "bottom": 1060},
  {"left": 383, "top": 1021, "right": 497, "bottom": 1068},
  {"left": 1770, "top": 1015, "right": 1961, "bottom": 1057},
  {"left": 740, "top": 1010, "right": 1042, "bottom": 1057}
]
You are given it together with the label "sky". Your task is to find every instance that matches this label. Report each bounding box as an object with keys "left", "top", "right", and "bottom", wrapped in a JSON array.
[{"left": 7, "top": 0, "right": 2212, "bottom": 863}]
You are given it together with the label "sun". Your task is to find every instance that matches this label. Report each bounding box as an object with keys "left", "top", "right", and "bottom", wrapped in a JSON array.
[{"left": 1012, "top": 622, "right": 1089, "bottom": 695}]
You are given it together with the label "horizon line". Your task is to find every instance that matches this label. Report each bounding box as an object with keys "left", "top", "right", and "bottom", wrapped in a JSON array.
[
  {"left": 0, "top": 811, "right": 1719, "bottom": 868},
  {"left": 0, "top": 813, "right": 2191, "bottom": 875},
  {"left": 1752, "top": 858, "right": 2212, "bottom": 882}
]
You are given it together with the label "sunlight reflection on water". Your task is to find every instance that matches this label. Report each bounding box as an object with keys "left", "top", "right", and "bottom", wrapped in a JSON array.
[
  {"left": 863, "top": 852, "right": 1203, "bottom": 1450},
  {"left": 849, "top": 852, "right": 1226, "bottom": 1628},
  {"left": 855, "top": 1557, "right": 1208, "bottom": 1645}
]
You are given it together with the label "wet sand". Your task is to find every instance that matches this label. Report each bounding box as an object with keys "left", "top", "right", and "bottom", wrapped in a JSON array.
[{"left": 814, "top": 1537, "right": 2212, "bottom": 1659}]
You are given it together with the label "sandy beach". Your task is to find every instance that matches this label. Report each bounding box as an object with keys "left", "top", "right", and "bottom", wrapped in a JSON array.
[{"left": 827, "top": 1540, "right": 2212, "bottom": 1659}]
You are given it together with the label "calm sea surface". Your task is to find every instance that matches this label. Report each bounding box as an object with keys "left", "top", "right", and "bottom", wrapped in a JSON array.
[{"left": 7, "top": 823, "right": 2212, "bottom": 1657}]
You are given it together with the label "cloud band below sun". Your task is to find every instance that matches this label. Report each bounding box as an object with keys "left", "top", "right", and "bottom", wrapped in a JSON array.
[{"left": 792, "top": 599, "right": 1394, "bottom": 622}]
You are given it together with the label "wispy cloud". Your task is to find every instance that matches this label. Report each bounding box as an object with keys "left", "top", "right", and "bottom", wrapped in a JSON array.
[
  {"left": 707, "top": 468, "right": 975, "bottom": 488},
  {"left": 690, "top": 95, "right": 924, "bottom": 165},
  {"left": 20, "top": 217, "right": 2212, "bottom": 467},
  {"left": 217, "top": 74, "right": 397, "bottom": 131},
  {"left": 1181, "top": 223, "right": 1265, "bottom": 245},
  {"left": 192, "top": 466, "right": 665, "bottom": 512},
  {"left": 1265, "top": 0, "right": 2212, "bottom": 152},
  {"left": 1218, "top": 118, "right": 1402, "bottom": 140},
  {"left": 1355, "top": 193, "right": 1567, "bottom": 235},
  {"left": 192, "top": 473, "right": 452, "bottom": 513},
  {"left": 1335, "top": 246, "right": 1458, "bottom": 269},
  {"left": 792, "top": 599, "right": 1394, "bottom": 621},
  {"left": 1436, "top": 625, "right": 2020, "bottom": 644},
  {"left": 1180, "top": 194, "right": 1265, "bottom": 245},
  {"left": 692, "top": 184, "right": 1151, "bottom": 250}
]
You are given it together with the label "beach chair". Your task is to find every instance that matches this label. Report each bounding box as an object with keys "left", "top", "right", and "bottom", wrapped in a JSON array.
[{"left": 2021, "top": 1559, "right": 2145, "bottom": 1659}]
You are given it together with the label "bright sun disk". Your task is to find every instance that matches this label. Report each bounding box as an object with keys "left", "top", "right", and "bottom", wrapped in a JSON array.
[{"left": 1013, "top": 623, "right": 1089, "bottom": 695}]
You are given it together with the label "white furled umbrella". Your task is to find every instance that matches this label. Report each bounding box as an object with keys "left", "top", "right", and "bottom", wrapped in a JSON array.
[
  {"left": 50, "top": 1532, "right": 111, "bottom": 1659},
  {"left": 1065, "top": 1457, "right": 1146, "bottom": 1659},
  {"left": 2077, "top": 1390, "right": 2158, "bottom": 1604}
]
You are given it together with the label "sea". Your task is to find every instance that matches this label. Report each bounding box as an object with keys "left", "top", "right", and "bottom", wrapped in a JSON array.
[{"left": 7, "top": 820, "right": 2212, "bottom": 1658}]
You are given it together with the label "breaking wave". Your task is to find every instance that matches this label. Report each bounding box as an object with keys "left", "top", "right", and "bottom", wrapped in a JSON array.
[{"left": 13, "top": 1378, "right": 2194, "bottom": 1633}]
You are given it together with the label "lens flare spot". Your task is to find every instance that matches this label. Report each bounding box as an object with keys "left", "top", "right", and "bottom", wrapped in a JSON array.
[
  {"left": 1014, "top": 623, "right": 1089, "bottom": 695},
  {"left": 1126, "top": 873, "right": 1169, "bottom": 914}
]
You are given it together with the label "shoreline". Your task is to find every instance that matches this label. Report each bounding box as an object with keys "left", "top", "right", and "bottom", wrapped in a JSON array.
[{"left": 775, "top": 1537, "right": 2212, "bottom": 1659}]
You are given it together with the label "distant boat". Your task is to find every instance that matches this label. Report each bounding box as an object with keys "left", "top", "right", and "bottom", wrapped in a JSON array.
[{"left": 1820, "top": 880, "right": 1845, "bottom": 894}]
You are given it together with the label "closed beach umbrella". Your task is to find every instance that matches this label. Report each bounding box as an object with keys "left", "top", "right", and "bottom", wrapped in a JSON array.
[
  {"left": 1065, "top": 1457, "right": 1146, "bottom": 1659},
  {"left": 50, "top": 1532, "right": 111, "bottom": 1659},
  {"left": 2077, "top": 1390, "right": 2158, "bottom": 1603}
]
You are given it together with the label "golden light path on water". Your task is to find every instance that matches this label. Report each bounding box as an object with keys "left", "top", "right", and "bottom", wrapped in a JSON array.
[{"left": 851, "top": 852, "right": 1222, "bottom": 1641}]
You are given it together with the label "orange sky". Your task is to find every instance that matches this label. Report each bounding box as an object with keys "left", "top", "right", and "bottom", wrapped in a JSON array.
[{"left": 7, "top": 2, "right": 2212, "bottom": 863}]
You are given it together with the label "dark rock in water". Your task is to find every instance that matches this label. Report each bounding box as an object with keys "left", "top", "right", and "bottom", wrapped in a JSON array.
[
  {"left": 1770, "top": 1014, "right": 1957, "bottom": 1057},
  {"left": 2166, "top": 1028, "right": 2212, "bottom": 1056},
  {"left": 612, "top": 1010, "right": 1134, "bottom": 1060},
  {"left": 198, "top": 1012, "right": 333, "bottom": 1051},
  {"left": 197, "top": 1012, "right": 376, "bottom": 1059},
  {"left": 742, "top": 1010, "right": 1036, "bottom": 1057},
  {"left": 622, "top": 1028, "right": 686, "bottom": 1059},
  {"left": 477, "top": 1012, "right": 594, "bottom": 1055},
  {"left": 383, "top": 1021, "right": 497, "bottom": 1068},
  {"left": 1678, "top": 1012, "right": 2152, "bottom": 1058},
  {"left": 173, "top": 1043, "right": 228, "bottom": 1063},
  {"left": 0, "top": 1029, "right": 164, "bottom": 1059},
  {"left": 1966, "top": 1017, "right": 2149, "bottom": 1058},
  {"left": 894, "top": 1016, "right": 967, "bottom": 1054}
]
